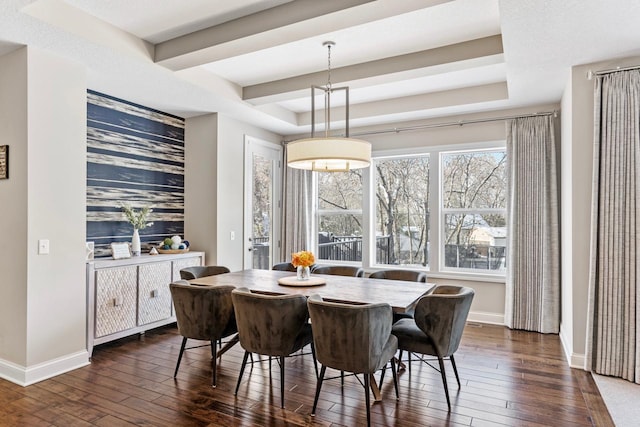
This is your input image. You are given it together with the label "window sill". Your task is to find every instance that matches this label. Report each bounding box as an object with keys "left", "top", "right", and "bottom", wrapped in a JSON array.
[{"left": 425, "top": 271, "right": 506, "bottom": 284}]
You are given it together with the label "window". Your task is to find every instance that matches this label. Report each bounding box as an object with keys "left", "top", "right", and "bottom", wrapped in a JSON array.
[
  {"left": 312, "top": 143, "right": 507, "bottom": 278},
  {"left": 316, "top": 170, "right": 363, "bottom": 261},
  {"left": 375, "top": 156, "right": 430, "bottom": 267},
  {"left": 441, "top": 149, "right": 507, "bottom": 273}
]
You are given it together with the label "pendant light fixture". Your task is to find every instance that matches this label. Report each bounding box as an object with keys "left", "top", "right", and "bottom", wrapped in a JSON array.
[{"left": 287, "top": 41, "right": 371, "bottom": 172}]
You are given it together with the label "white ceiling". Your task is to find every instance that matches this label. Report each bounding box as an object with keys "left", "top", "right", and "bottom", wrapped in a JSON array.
[{"left": 2, "top": 0, "right": 640, "bottom": 136}]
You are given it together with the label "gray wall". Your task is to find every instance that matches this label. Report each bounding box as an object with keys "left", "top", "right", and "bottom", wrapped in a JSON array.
[
  {"left": 0, "top": 46, "right": 88, "bottom": 384},
  {"left": 560, "top": 54, "right": 640, "bottom": 367}
]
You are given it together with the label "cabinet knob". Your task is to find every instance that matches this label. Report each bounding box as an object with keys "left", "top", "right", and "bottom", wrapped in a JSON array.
[
  {"left": 150, "top": 289, "right": 159, "bottom": 298},
  {"left": 112, "top": 296, "right": 123, "bottom": 306}
]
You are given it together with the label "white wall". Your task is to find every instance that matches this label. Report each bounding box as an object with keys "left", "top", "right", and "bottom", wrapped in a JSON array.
[
  {"left": 0, "top": 48, "right": 29, "bottom": 367},
  {"left": 216, "top": 114, "right": 280, "bottom": 271},
  {"left": 561, "top": 55, "right": 640, "bottom": 368},
  {"left": 185, "top": 113, "right": 280, "bottom": 271},
  {"left": 0, "top": 46, "right": 88, "bottom": 385},
  {"left": 560, "top": 73, "right": 574, "bottom": 364},
  {"left": 184, "top": 113, "right": 219, "bottom": 263}
]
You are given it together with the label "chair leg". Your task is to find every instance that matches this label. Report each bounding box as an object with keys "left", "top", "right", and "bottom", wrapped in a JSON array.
[
  {"left": 234, "top": 351, "right": 250, "bottom": 396},
  {"left": 379, "top": 365, "right": 386, "bottom": 388},
  {"left": 450, "top": 354, "right": 461, "bottom": 388},
  {"left": 341, "top": 370, "right": 345, "bottom": 387},
  {"left": 390, "top": 357, "right": 399, "bottom": 400},
  {"left": 311, "top": 365, "right": 327, "bottom": 416},
  {"left": 438, "top": 356, "right": 451, "bottom": 411},
  {"left": 174, "top": 337, "right": 187, "bottom": 378},
  {"left": 310, "top": 342, "right": 319, "bottom": 379},
  {"left": 211, "top": 340, "right": 217, "bottom": 388},
  {"left": 364, "top": 373, "right": 371, "bottom": 427},
  {"left": 280, "top": 356, "right": 285, "bottom": 409}
]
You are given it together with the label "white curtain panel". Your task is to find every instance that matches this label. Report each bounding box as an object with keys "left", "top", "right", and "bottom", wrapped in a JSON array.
[
  {"left": 280, "top": 146, "right": 314, "bottom": 261},
  {"left": 586, "top": 70, "right": 640, "bottom": 383},
  {"left": 504, "top": 115, "right": 560, "bottom": 333}
]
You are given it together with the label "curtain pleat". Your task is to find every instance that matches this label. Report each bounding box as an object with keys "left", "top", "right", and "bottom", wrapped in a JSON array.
[
  {"left": 280, "top": 146, "right": 314, "bottom": 261},
  {"left": 587, "top": 70, "right": 640, "bottom": 383},
  {"left": 505, "top": 115, "right": 560, "bottom": 333}
]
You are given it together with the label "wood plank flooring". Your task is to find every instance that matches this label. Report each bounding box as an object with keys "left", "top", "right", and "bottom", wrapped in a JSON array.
[{"left": 0, "top": 323, "right": 614, "bottom": 426}]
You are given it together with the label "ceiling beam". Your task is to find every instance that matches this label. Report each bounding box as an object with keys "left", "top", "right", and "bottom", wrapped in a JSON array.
[
  {"left": 154, "top": 0, "right": 453, "bottom": 70},
  {"left": 243, "top": 35, "right": 504, "bottom": 104},
  {"left": 296, "top": 82, "right": 509, "bottom": 127}
]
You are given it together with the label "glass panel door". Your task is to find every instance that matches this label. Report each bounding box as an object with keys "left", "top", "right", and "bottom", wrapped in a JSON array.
[{"left": 244, "top": 137, "right": 282, "bottom": 269}]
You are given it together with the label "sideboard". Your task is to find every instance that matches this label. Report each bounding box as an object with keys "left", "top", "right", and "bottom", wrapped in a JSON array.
[{"left": 86, "top": 251, "right": 205, "bottom": 356}]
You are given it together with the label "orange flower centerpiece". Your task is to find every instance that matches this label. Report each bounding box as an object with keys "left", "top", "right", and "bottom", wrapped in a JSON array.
[{"left": 292, "top": 250, "right": 315, "bottom": 281}]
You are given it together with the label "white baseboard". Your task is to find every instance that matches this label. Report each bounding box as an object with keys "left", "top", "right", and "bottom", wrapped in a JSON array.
[
  {"left": 468, "top": 310, "right": 504, "bottom": 325},
  {"left": 0, "top": 350, "right": 90, "bottom": 386},
  {"left": 569, "top": 352, "right": 586, "bottom": 369},
  {"left": 559, "top": 324, "right": 586, "bottom": 369}
]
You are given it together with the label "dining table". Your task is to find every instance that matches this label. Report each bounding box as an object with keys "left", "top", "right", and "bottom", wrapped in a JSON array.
[{"left": 188, "top": 268, "right": 435, "bottom": 401}]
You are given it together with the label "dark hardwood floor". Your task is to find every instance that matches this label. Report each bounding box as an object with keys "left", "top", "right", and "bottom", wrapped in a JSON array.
[{"left": 0, "top": 323, "right": 614, "bottom": 426}]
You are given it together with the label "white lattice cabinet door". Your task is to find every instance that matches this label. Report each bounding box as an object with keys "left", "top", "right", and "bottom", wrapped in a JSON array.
[
  {"left": 94, "top": 266, "right": 137, "bottom": 338},
  {"left": 138, "top": 261, "right": 172, "bottom": 325},
  {"left": 172, "top": 256, "right": 203, "bottom": 281}
]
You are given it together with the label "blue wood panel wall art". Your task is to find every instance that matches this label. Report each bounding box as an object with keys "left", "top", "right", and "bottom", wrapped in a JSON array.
[{"left": 86, "top": 90, "right": 185, "bottom": 257}]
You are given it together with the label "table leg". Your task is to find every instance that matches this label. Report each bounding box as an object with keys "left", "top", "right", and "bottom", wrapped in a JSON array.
[
  {"left": 217, "top": 334, "right": 240, "bottom": 358},
  {"left": 369, "top": 373, "right": 382, "bottom": 401}
]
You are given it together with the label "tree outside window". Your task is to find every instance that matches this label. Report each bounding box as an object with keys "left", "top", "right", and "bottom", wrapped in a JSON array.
[
  {"left": 441, "top": 149, "right": 507, "bottom": 272},
  {"left": 375, "top": 156, "right": 430, "bottom": 267},
  {"left": 316, "top": 170, "right": 363, "bottom": 261}
]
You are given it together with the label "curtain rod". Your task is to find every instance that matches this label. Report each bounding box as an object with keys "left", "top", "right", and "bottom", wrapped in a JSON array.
[
  {"left": 283, "top": 110, "right": 557, "bottom": 142},
  {"left": 587, "top": 65, "right": 640, "bottom": 80},
  {"left": 350, "top": 110, "right": 557, "bottom": 138}
]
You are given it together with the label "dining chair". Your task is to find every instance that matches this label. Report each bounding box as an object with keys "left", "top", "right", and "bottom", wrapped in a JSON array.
[
  {"left": 368, "top": 269, "right": 429, "bottom": 323},
  {"left": 368, "top": 269, "right": 427, "bottom": 282},
  {"left": 391, "top": 285, "right": 474, "bottom": 411},
  {"left": 179, "top": 265, "right": 230, "bottom": 280},
  {"left": 169, "top": 281, "right": 238, "bottom": 387},
  {"left": 231, "top": 287, "right": 317, "bottom": 409},
  {"left": 307, "top": 294, "right": 398, "bottom": 427},
  {"left": 311, "top": 265, "right": 364, "bottom": 277},
  {"left": 271, "top": 262, "right": 297, "bottom": 272}
]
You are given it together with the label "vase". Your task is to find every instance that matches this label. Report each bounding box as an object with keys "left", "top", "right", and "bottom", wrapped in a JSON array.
[
  {"left": 296, "top": 265, "right": 311, "bottom": 281},
  {"left": 131, "top": 228, "right": 141, "bottom": 256}
]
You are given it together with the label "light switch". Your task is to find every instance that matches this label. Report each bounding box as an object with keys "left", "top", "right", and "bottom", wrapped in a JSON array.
[
  {"left": 38, "top": 239, "right": 50, "bottom": 255},
  {"left": 230, "top": 231, "right": 235, "bottom": 240}
]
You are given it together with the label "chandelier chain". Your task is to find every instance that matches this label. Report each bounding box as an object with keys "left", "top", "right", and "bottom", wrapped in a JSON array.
[{"left": 327, "top": 43, "right": 332, "bottom": 90}]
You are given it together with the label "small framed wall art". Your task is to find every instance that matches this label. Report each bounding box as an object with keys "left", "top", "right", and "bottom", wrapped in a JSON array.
[
  {"left": 0, "top": 145, "right": 8, "bottom": 179},
  {"left": 110, "top": 242, "right": 131, "bottom": 260}
]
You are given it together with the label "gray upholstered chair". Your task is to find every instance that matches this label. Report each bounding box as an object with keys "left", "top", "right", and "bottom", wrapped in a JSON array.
[
  {"left": 391, "top": 285, "right": 474, "bottom": 411},
  {"left": 179, "top": 265, "right": 230, "bottom": 280},
  {"left": 271, "top": 262, "right": 297, "bottom": 272},
  {"left": 368, "top": 269, "right": 427, "bottom": 282},
  {"left": 368, "top": 269, "right": 429, "bottom": 323},
  {"left": 311, "top": 265, "right": 364, "bottom": 277},
  {"left": 179, "top": 266, "right": 231, "bottom": 349},
  {"left": 169, "top": 281, "right": 238, "bottom": 387},
  {"left": 231, "top": 287, "right": 316, "bottom": 409},
  {"left": 307, "top": 295, "right": 398, "bottom": 427}
]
